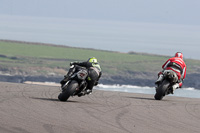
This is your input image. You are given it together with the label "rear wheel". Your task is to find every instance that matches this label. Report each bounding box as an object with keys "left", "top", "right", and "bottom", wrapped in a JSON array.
[
  {"left": 58, "top": 80, "right": 79, "bottom": 101},
  {"left": 154, "top": 80, "right": 170, "bottom": 100}
]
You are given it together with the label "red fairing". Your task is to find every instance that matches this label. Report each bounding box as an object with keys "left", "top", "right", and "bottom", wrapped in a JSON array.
[
  {"left": 157, "top": 71, "right": 163, "bottom": 76},
  {"left": 162, "top": 57, "right": 187, "bottom": 80}
]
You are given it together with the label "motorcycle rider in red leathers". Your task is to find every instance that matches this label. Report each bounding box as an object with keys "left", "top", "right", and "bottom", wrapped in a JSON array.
[{"left": 155, "top": 52, "right": 187, "bottom": 93}]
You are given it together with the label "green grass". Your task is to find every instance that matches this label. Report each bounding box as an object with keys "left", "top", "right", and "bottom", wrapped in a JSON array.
[{"left": 0, "top": 40, "right": 199, "bottom": 76}]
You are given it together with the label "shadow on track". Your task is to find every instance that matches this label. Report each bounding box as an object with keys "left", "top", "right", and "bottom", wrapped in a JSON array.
[
  {"left": 30, "top": 97, "right": 79, "bottom": 103},
  {"left": 126, "top": 96, "right": 155, "bottom": 100}
]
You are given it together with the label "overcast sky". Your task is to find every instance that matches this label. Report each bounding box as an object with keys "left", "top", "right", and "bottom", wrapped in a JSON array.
[
  {"left": 1, "top": 0, "right": 200, "bottom": 59},
  {"left": 1, "top": 0, "right": 200, "bottom": 25}
]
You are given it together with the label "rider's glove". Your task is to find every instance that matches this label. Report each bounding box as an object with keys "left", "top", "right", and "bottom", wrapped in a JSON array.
[
  {"left": 70, "top": 62, "right": 74, "bottom": 66},
  {"left": 70, "top": 61, "right": 79, "bottom": 66}
]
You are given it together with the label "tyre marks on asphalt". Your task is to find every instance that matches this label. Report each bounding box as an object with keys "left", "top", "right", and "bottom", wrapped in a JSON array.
[
  {"left": 78, "top": 91, "right": 134, "bottom": 133},
  {"left": 185, "top": 102, "right": 200, "bottom": 120},
  {"left": 1, "top": 82, "right": 200, "bottom": 133}
]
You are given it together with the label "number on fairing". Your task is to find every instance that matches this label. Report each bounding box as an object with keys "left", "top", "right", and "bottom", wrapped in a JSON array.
[{"left": 77, "top": 70, "right": 88, "bottom": 80}]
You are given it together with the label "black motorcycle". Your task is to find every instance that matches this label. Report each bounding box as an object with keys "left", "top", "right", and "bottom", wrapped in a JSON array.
[
  {"left": 154, "top": 70, "right": 178, "bottom": 100},
  {"left": 58, "top": 65, "right": 89, "bottom": 101}
]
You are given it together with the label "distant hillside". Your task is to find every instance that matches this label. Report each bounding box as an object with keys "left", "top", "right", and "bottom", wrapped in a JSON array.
[{"left": 0, "top": 40, "right": 200, "bottom": 89}]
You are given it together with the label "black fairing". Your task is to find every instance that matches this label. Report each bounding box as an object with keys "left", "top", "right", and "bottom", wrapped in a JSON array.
[
  {"left": 163, "top": 71, "right": 178, "bottom": 83},
  {"left": 155, "top": 70, "right": 178, "bottom": 100}
]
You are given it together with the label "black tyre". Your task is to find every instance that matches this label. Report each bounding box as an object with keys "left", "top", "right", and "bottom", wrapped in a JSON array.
[
  {"left": 58, "top": 80, "right": 79, "bottom": 101},
  {"left": 154, "top": 80, "right": 170, "bottom": 100}
]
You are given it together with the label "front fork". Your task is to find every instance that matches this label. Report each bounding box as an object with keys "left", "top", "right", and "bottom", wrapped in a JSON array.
[{"left": 60, "top": 80, "right": 70, "bottom": 92}]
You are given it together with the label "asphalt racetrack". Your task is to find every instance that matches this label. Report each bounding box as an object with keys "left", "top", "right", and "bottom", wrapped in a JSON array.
[{"left": 0, "top": 82, "right": 200, "bottom": 133}]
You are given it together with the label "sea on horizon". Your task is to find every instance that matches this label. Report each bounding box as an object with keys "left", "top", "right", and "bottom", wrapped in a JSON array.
[{"left": 24, "top": 81, "right": 200, "bottom": 99}]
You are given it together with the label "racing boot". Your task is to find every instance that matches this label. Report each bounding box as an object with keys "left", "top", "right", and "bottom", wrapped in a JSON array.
[
  {"left": 78, "top": 89, "right": 92, "bottom": 97},
  {"left": 171, "top": 83, "right": 179, "bottom": 94},
  {"left": 85, "top": 89, "right": 92, "bottom": 95}
]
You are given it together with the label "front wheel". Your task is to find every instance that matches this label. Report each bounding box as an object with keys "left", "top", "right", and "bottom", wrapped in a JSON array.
[
  {"left": 154, "top": 80, "right": 170, "bottom": 100},
  {"left": 58, "top": 80, "right": 79, "bottom": 101}
]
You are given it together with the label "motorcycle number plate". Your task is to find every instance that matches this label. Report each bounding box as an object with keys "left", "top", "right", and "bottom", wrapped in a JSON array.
[{"left": 77, "top": 70, "right": 88, "bottom": 80}]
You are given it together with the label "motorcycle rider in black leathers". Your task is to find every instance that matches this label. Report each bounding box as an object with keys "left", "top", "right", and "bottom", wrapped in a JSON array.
[{"left": 60, "top": 57, "right": 102, "bottom": 96}]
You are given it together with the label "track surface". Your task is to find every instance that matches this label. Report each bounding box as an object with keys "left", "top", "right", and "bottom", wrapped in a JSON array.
[{"left": 0, "top": 82, "right": 200, "bottom": 133}]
